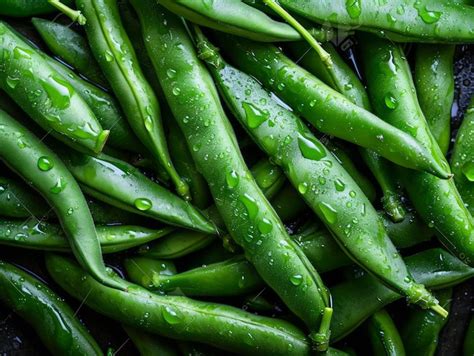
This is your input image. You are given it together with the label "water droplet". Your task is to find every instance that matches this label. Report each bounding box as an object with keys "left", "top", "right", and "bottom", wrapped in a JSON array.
[
  {"left": 242, "top": 102, "right": 269, "bottom": 129},
  {"left": 290, "top": 274, "right": 303, "bottom": 286},
  {"left": 415, "top": 4, "right": 441, "bottom": 24},
  {"left": 334, "top": 179, "right": 345, "bottom": 191},
  {"left": 144, "top": 116, "right": 153, "bottom": 131},
  {"left": 240, "top": 194, "right": 258, "bottom": 219},
  {"left": 134, "top": 198, "right": 152, "bottom": 211},
  {"left": 384, "top": 93, "right": 398, "bottom": 110},
  {"left": 41, "top": 75, "right": 73, "bottom": 110},
  {"left": 462, "top": 162, "right": 474, "bottom": 182},
  {"left": 298, "top": 182, "right": 308, "bottom": 194},
  {"left": 226, "top": 170, "right": 239, "bottom": 189},
  {"left": 258, "top": 218, "right": 273, "bottom": 234},
  {"left": 319, "top": 202, "right": 337, "bottom": 224},
  {"left": 50, "top": 177, "right": 67, "bottom": 194},
  {"left": 37, "top": 156, "right": 54, "bottom": 171},
  {"left": 162, "top": 306, "right": 182, "bottom": 324},
  {"left": 104, "top": 50, "right": 114, "bottom": 62},
  {"left": 166, "top": 68, "right": 176, "bottom": 78},
  {"left": 6, "top": 75, "right": 20, "bottom": 89},
  {"left": 345, "top": 0, "right": 361, "bottom": 19},
  {"left": 172, "top": 87, "right": 181, "bottom": 96},
  {"left": 298, "top": 136, "right": 326, "bottom": 161}
]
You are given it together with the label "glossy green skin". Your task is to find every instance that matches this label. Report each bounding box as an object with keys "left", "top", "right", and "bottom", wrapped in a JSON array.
[
  {"left": 415, "top": 45, "right": 455, "bottom": 155},
  {"left": 276, "top": 0, "right": 474, "bottom": 43},
  {"left": 32, "top": 18, "right": 108, "bottom": 87},
  {"left": 201, "top": 41, "right": 435, "bottom": 308},
  {"left": 288, "top": 41, "right": 405, "bottom": 222},
  {"left": 61, "top": 150, "right": 215, "bottom": 234},
  {"left": 0, "top": 22, "right": 108, "bottom": 154},
  {"left": 0, "top": 0, "right": 74, "bottom": 16},
  {"left": 0, "top": 175, "right": 146, "bottom": 224},
  {"left": 0, "top": 219, "right": 173, "bottom": 253},
  {"left": 271, "top": 184, "right": 308, "bottom": 222},
  {"left": 451, "top": 97, "right": 474, "bottom": 216},
  {"left": 464, "top": 316, "right": 474, "bottom": 356},
  {"left": 368, "top": 309, "right": 406, "bottom": 356},
  {"left": 0, "top": 109, "right": 124, "bottom": 290},
  {"left": 217, "top": 36, "right": 449, "bottom": 179},
  {"left": 159, "top": 0, "right": 301, "bottom": 42},
  {"left": 135, "top": 256, "right": 263, "bottom": 297},
  {"left": 132, "top": 3, "right": 332, "bottom": 339},
  {"left": 41, "top": 53, "right": 143, "bottom": 153},
  {"left": 124, "top": 326, "right": 178, "bottom": 356},
  {"left": 166, "top": 113, "right": 212, "bottom": 210},
  {"left": 76, "top": 0, "right": 187, "bottom": 198},
  {"left": 359, "top": 34, "right": 474, "bottom": 267},
  {"left": 124, "top": 257, "right": 177, "bottom": 291},
  {"left": 381, "top": 211, "right": 433, "bottom": 249},
  {"left": 400, "top": 288, "right": 452, "bottom": 356},
  {"left": 46, "top": 254, "right": 311, "bottom": 356},
  {"left": 0, "top": 261, "right": 102, "bottom": 355},
  {"left": 330, "top": 248, "right": 474, "bottom": 341}
]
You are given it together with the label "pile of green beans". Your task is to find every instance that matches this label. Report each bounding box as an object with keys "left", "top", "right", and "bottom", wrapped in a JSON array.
[{"left": 0, "top": 0, "right": 472, "bottom": 354}]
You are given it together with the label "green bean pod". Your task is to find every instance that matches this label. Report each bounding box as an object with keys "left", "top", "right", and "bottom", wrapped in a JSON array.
[
  {"left": 288, "top": 41, "right": 406, "bottom": 222},
  {"left": 400, "top": 288, "right": 452, "bottom": 356},
  {"left": 0, "top": 109, "right": 124, "bottom": 290},
  {"left": 367, "top": 309, "right": 406, "bottom": 356},
  {"left": 32, "top": 17, "right": 108, "bottom": 87},
  {"left": 0, "top": 0, "right": 74, "bottom": 16},
  {"left": 130, "top": 2, "right": 332, "bottom": 349},
  {"left": 271, "top": 183, "right": 308, "bottom": 222},
  {"left": 0, "top": 22, "right": 109, "bottom": 154},
  {"left": 76, "top": 0, "right": 188, "bottom": 198},
  {"left": 0, "top": 219, "right": 173, "bottom": 253},
  {"left": 159, "top": 0, "right": 302, "bottom": 42},
  {"left": 464, "top": 316, "right": 474, "bottom": 356},
  {"left": 451, "top": 96, "right": 474, "bottom": 215},
  {"left": 197, "top": 34, "right": 440, "bottom": 311},
  {"left": 0, "top": 260, "right": 102, "bottom": 355},
  {"left": 124, "top": 257, "right": 177, "bottom": 292},
  {"left": 415, "top": 45, "right": 455, "bottom": 155},
  {"left": 124, "top": 326, "right": 178, "bottom": 356},
  {"left": 46, "top": 254, "right": 311, "bottom": 356},
  {"left": 216, "top": 36, "right": 450, "bottom": 179},
  {"left": 39, "top": 52, "right": 144, "bottom": 153},
  {"left": 59, "top": 149, "right": 216, "bottom": 234},
  {"left": 331, "top": 248, "right": 474, "bottom": 342},
  {"left": 358, "top": 33, "right": 474, "bottom": 267},
  {"left": 273, "top": 0, "right": 474, "bottom": 43}
]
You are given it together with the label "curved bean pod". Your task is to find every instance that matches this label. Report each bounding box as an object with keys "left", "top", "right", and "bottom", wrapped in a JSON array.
[
  {"left": 0, "top": 261, "right": 102, "bottom": 355},
  {"left": 216, "top": 35, "right": 450, "bottom": 179},
  {"left": 0, "top": 109, "right": 124, "bottom": 290},
  {"left": 59, "top": 149, "right": 216, "bottom": 234},
  {"left": 46, "top": 254, "right": 311, "bottom": 356},
  {"left": 76, "top": 0, "right": 188, "bottom": 198},
  {"left": 367, "top": 309, "right": 406, "bottom": 356},
  {"left": 415, "top": 44, "right": 455, "bottom": 155},
  {"left": 451, "top": 96, "right": 474, "bottom": 215},
  {"left": 0, "top": 22, "right": 109, "bottom": 154},
  {"left": 0, "top": 219, "right": 173, "bottom": 253},
  {"left": 197, "top": 34, "right": 440, "bottom": 311},
  {"left": 130, "top": 2, "right": 332, "bottom": 349},
  {"left": 32, "top": 17, "right": 108, "bottom": 87},
  {"left": 0, "top": 0, "right": 74, "bottom": 16},
  {"left": 358, "top": 33, "right": 474, "bottom": 267},
  {"left": 159, "top": 0, "right": 301, "bottom": 42}
]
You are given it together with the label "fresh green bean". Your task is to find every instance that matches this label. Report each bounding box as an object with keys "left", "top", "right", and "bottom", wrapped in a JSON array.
[
  {"left": 358, "top": 33, "right": 474, "bottom": 267},
  {"left": 130, "top": 3, "right": 332, "bottom": 349},
  {"left": 32, "top": 17, "right": 108, "bottom": 87},
  {"left": 59, "top": 149, "right": 216, "bottom": 234},
  {"left": 0, "top": 0, "right": 74, "bottom": 17},
  {"left": 0, "top": 260, "right": 102, "bottom": 355},
  {"left": 0, "top": 109, "right": 124, "bottom": 290},
  {"left": 124, "top": 257, "right": 177, "bottom": 292},
  {"left": 197, "top": 33, "right": 441, "bottom": 312},
  {"left": 0, "top": 219, "right": 173, "bottom": 253},
  {"left": 0, "top": 22, "right": 109, "bottom": 154},
  {"left": 400, "top": 289, "right": 452, "bottom": 356},
  {"left": 451, "top": 96, "right": 474, "bottom": 216},
  {"left": 75, "top": 0, "right": 188, "bottom": 198},
  {"left": 288, "top": 41, "right": 406, "bottom": 222},
  {"left": 270, "top": 184, "right": 308, "bottom": 222},
  {"left": 216, "top": 35, "right": 450, "bottom": 179},
  {"left": 415, "top": 45, "right": 455, "bottom": 155},
  {"left": 46, "top": 254, "right": 311, "bottom": 356},
  {"left": 159, "top": 0, "right": 302, "bottom": 42},
  {"left": 368, "top": 309, "right": 406, "bottom": 356},
  {"left": 331, "top": 248, "right": 474, "bottom": 341},
  {"left": 271, "top": 0, "right": 474, "bottom": 43}
]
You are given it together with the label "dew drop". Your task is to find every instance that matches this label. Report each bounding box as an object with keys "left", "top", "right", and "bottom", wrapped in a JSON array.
[
  {"left": 298, "top": 136, "right": 326, "bottom": 161},
  {"left": 319, "top": 202, "right": 337, "bottom": 224},
  {"left": 162, "top": 306, "right": 182, "bottom": 324},
  {"left": 226, "top": 170, "right": 239, "bottom": 189},
  {"left": 240, "top": 194, "right": 258, "bottom": 220},
  {"left": 50, "top": 177, "right": 67, "bottom": 194},
  {"left": 384, "top": 93, "right": 398, "bottom": 110},
  {"left": 258, "top": 218, "right": 273, "bottom": 234},
  {"left": 134, "top": 198, "right": 152, "bottom": 211},
  {"left": 37, "top": 156, "right": 54, "bottom": 171},
  {"left": 462, "top": 161, "right": 474, "bottom": 182},
  {"left": 242, "top": 102, "right": 269, "bottom": 129},
  {"left": 290, "top": 274, "right": 303, "bottom": 286}
]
